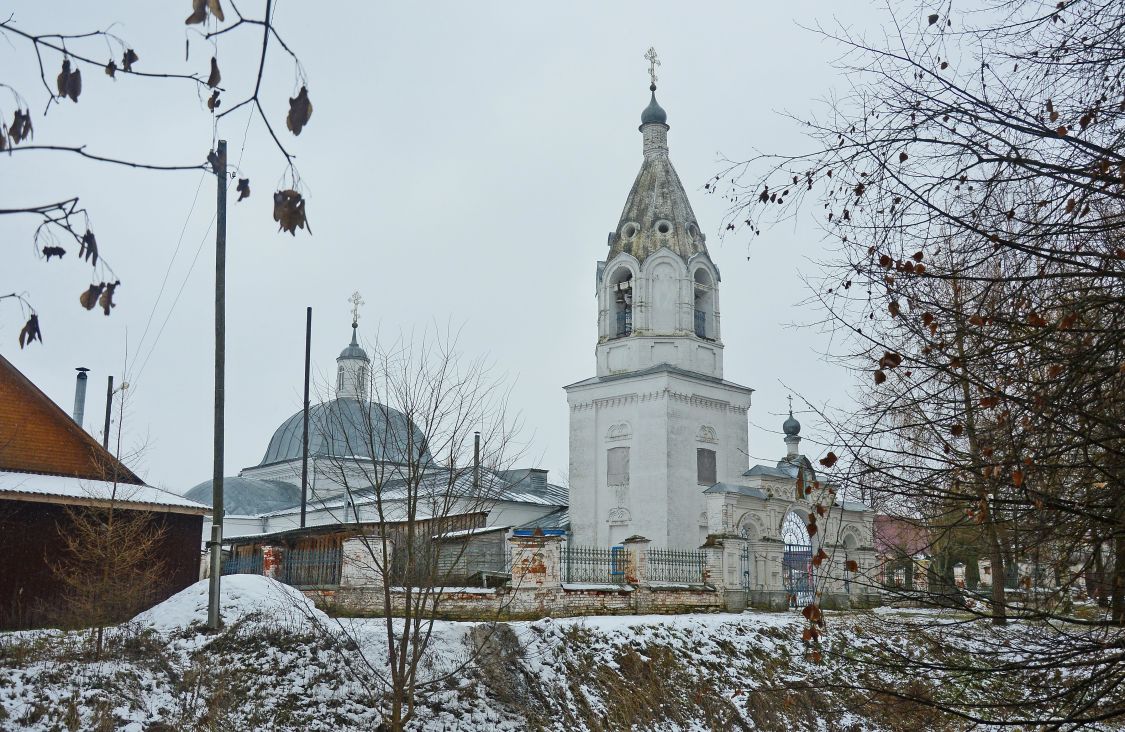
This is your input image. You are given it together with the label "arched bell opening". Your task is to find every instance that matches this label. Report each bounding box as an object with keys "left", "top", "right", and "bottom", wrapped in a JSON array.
[
  {"left": 608, "top": 267, "right": 634, "bottom": 339},
  {"left": 692, "top": 267, "right": 715, "bottom": 340}
]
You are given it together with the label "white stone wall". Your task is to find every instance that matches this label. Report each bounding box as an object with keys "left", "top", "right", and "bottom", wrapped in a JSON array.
[{"left": 567, "top": 369, "right": 751, "bottom": 549}]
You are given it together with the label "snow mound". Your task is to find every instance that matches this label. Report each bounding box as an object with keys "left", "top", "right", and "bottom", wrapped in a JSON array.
[{"left": 132, "top": 574, "right": 329, "bottom": 631}]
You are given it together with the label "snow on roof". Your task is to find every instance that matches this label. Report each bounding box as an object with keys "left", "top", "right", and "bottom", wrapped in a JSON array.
[
  {"left": 0, "top": 470, "right": 210, "bottom": 514},
  {"left": 433, "top": 525, "right": 510, "bottom": 540}
]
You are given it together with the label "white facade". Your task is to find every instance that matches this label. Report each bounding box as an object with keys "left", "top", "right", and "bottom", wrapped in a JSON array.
[{"left": 566, "top": 86, "right": 753, "bottom": 549}]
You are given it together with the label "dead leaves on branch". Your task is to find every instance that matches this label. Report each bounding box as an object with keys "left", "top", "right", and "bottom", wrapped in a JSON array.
[
  {"left": 286, "top": 86, "right": 312, "bottom": 136},
  {"left": 18, "top": 315, "right": 42, "bottom": 349},
  {"left": 79, "top": 281, "right": 119, "bottom": 316},
  {"left": 122, "top": 49, "right": 139, "bottom": 73},
  {"left": 79, "top": 230, "right": 99, "bottom": 266},
  {"left": 186, "top": 0, "right": 225, "bottom": 25},
  {"left": 56, "top": 59, "right": 81, "bottom": 103},
  {"left": 273, "top": 189, "right": 309, "bottom": 235},
  {"left": 8, "top": 110, "right": 33, "bottom": 144},
  {"left": 236, "top": 178, "right": 250, "bottom": 201}
]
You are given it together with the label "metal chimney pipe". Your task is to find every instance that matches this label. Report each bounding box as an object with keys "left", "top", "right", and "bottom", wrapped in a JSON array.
[{"left": 72, "top": 367, "right": 90, "bottom": 428}]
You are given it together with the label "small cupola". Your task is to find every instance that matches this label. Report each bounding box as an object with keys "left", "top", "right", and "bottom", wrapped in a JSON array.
[{"left": 336, "top": 292, "right": 370, "bottom": 400}]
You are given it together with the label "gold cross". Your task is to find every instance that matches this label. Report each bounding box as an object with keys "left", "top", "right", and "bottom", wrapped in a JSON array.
[
  {"left": 644, "top": 47, "right": 660, "bottom": 88},
  {"left": 348, "top": 291, "right": 364, "bottom": 326}
]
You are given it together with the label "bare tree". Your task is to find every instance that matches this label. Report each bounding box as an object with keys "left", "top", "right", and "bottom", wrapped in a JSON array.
[
  {"left": 1, "top": 0, "right": 311, "bottom": 344},
  {"left": 716, "top": 1, "right": 1125, "bottom": 726},
  {"left": 300, "top": 326, "right": 527, "bottom": 731}
]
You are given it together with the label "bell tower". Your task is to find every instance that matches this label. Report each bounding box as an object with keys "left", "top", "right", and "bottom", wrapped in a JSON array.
[
  {"left": 594, "top": 52, "right": 723, "bottom": 379},
  {"left": 566, "top": 52, "right": 753, "bottom": 549}
]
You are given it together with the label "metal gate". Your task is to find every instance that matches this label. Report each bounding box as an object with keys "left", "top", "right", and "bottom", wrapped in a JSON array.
[
  {"left": 783, "top": 544, "right": 814, "bottom": 608},
  {"left": 739, "top": 545, "right": 752, "bottom": 592},
  {"left": 781, "top": 511, "right": 814, "bottom": 609}
]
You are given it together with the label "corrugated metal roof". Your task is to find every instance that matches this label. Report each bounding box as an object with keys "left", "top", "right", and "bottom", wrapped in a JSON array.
[
  {"left": 0, "top": 470, "right": 210, "bottom": 514},
  {"left": 702, "top": 483, "right": 766, "bottom": 499}
]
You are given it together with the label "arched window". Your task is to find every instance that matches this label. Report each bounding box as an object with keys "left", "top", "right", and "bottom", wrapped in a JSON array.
[
  {"left": 609, "top": 268, "right": 633, "bottom": 338},
  {"left": 693, "top": 268, "right": 715, "bottom": 339}
]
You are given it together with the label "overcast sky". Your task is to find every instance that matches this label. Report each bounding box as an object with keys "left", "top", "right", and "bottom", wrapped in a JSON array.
[{"left": 2, "top": 1, "right": 889, "bottom": 494}]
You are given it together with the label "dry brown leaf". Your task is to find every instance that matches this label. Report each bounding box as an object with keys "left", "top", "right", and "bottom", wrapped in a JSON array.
[
  {"left": 18, "top": 314, "right": 42, "bottom": 349},
  {"left": 236, "top": 178, "right": 250, "bottom": 201},
  {"left": 66, "top": 67, "right": 82, "bottom": 102},
  {"left": 186, "top": 0, "right": 207, "bottom": 24},
  {"left": 208, "top": 0, "right": 226, "bottom": 21},
  {"left": 56, "top": 59, "right": 71, "bottom": 98},
  {"left": 273, "top": 189, "right": 310, "bottom": 235},
  {"left": 105, "top": 60, "right": 117, "bottom": 78},
  {"left": 98, "top": 281, "right": 119, "bottom": 316},
  {"left": 79, "top": 283, "right": 104, "bottom": 311},
  {"left": 819, "top": 451, "right": 838, "bottom": 468},
  {"left": 207, "top": 90, "right": 221, "bottom": 111},
  {"left": 122, "top": 49, "right": 139, "bottom": 72},
  {"left": 9, "top": 110, "right": 32, "bottom": 144},
  {"left": 286, "top": 86, "right": 313, "bottom": 136},
  {"left": 79, "top": 230, "right": 98, "bottom": 266},
  {"left": 207, "top": 57, "right": 221, "bottom": 88}
]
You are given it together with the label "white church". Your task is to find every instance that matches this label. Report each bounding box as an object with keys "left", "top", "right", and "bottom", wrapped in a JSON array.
[{"left": 187, "top": 65, "right": 876, "bottom": 610}]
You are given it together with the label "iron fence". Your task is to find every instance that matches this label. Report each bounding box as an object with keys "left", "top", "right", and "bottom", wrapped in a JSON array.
[
  {"left": 221, "top": 552, "right": 263, "bottom": 576},
  {"left": 645, "top": 548, "right": 705, "bottom": 584},
  {"left": 563, "top": 544, "right": 627, "bottom": 584},
  {"left": 280, "top": 547, "right": 342, "bottom": 587}
]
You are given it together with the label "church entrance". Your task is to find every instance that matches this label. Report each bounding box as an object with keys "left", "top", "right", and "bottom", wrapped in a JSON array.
[{"left": 781, "top": 511, "right": 813, "bottom": 609}]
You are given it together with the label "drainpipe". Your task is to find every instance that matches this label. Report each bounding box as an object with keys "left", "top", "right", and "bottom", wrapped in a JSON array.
[{"left": 72, "top": 367, "right": 90, "bottom": 429}]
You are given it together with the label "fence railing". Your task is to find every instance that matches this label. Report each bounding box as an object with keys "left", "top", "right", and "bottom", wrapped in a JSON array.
[
  {"left": 694, "top": 309, "right": 706, "bottom": 338},
  {"left": 645, "top": 548, "right": 705, "bottom": 584},
  {"left": 564, "top": 544, "right": 627, "bottom": 584},
  {"left": 221, "top": 552, "right": 263, "bottom": 576},
  {"left": 280, "top": 547, "right": 342, "bottom": 587}
]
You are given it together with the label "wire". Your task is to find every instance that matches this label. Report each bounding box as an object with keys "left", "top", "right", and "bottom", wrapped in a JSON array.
[
  {"left": 130, "top": 211, "right": 216, "bottom": 389},
  {"left": 128, "top": 171, "right": 207, "bottom": 380}
]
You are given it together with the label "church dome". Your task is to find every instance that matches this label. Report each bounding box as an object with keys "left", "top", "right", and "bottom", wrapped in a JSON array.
[
  {"left": 783, "top": 413, "right": 801, "bottom": 436},
  {"left": 184, "top": 476, "right": 302, "bottom": 516},
  {"left": 640, "top": 87, "right": 667, "bottom": 125},
  {"left": 338, "top": 323, "right": 368, "bottom": 361},
  {"left": 258, "top": 397, "right": 431, "bottom": 467}
]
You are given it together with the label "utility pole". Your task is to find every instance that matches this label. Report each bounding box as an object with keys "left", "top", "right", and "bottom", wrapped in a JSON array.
[
  {"left": 102, "top": 375, "right": 113, "bottom": 450},
  {"left": 207, "top": 140, "right": 228, "bottom": 631},
  {"left": 300, "top": 306, "right": 312, "bottom": 528}
]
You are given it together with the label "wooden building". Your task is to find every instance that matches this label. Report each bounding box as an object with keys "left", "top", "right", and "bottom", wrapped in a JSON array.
[{"left": 0, "top": 353, "right": 209, "bottom": 629}]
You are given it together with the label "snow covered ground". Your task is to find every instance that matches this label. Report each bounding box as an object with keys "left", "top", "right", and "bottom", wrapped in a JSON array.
[{"left": 0, "top": 576, "right": 1116, "bottom": 731}]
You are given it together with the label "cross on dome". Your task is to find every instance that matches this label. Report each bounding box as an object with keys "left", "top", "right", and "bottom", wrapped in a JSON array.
[
  {"left": 644, "top": 47, "right": 660, "bottom": 89},
  {"left": 348, "top": 291, "right": 365, "bottom": 328}
]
